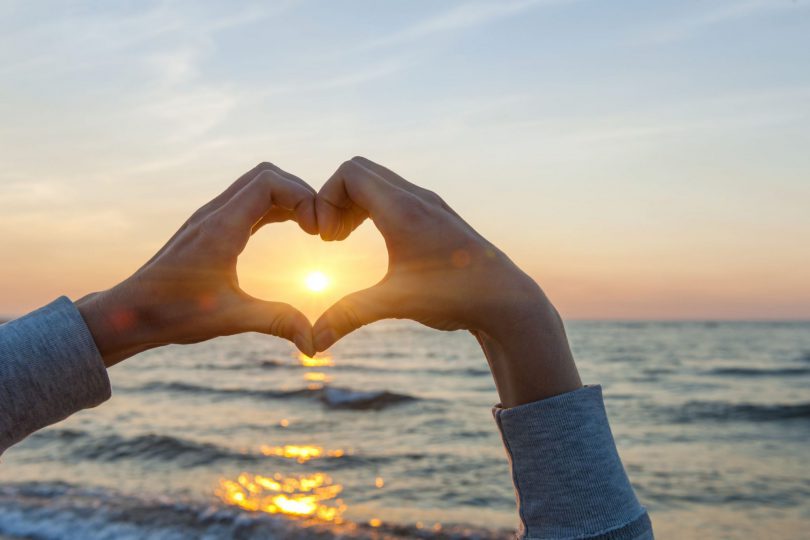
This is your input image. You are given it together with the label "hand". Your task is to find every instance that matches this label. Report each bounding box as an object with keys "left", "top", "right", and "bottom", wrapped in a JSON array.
[
  {"left": 313, "top": 157, "right": 582, "bottom": 406},
  {"left": 76, "top": 162, "right": 318, "bottom": 367}
]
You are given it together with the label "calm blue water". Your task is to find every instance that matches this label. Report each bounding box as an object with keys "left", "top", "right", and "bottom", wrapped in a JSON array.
[{"left": 1, "top": 321, "right": 809, "bottom": 539}]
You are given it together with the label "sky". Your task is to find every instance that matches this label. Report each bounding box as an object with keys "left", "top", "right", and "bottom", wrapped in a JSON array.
[{"left": 1, "top": 0, "right": 809, "bottom": 320}]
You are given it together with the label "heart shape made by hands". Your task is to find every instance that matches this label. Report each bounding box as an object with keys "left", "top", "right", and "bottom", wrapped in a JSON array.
[{"left": 237, "top": 220, "right": 388, "bottom": 324}]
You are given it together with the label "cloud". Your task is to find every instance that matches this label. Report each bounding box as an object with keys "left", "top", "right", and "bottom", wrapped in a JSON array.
[
  {"left": 638, "top": 0, "right": 809, "bottom": 44},
  {"left": 0, "top": 2, "right": 288, "bottom": 78},
  {"left": 350, "top": 0, "right": 573, "bottom": 52},
  {"left": 141, "top": 86, "right": 241, "bottom": 142},
  {"left": 0, "top": 179, "right": 130, "bottom": 239},
  {"left": 0, "top": 180, "right": 66, "bottom": 207}
]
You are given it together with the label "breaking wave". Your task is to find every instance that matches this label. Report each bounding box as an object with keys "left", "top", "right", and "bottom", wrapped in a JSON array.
[
  {"left": 132, "top": 381, "right": 418, "bottom": 410},
  {"left": 706, "top": 367, "right": 810, "bottom": 377},
  {"left": 673, "top": 401, "right": 810, "bottom": 422}
]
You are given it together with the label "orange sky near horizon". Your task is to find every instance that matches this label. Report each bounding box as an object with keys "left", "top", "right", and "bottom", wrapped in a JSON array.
[{"left": 1, "top": 206, "right": 808, "bottom": 321}]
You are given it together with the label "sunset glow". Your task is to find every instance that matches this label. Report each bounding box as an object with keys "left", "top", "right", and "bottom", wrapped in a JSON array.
[
  {"left": 304, "top": 271, "right": 329, "bottom": 293},
  {"left": 298, "top": 352, "right": 334, "bottom": 368}
]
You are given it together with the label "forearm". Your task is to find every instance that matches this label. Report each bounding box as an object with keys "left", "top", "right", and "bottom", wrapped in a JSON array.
[
  {"left": 0, "top": 297, "right": 111, "bottom": 454},
  {"left": 75, "top": 284, "right": 160, "bottom": 368},
  {"left": 474, "top": 279, "right": 582, "bottom": 407},
  {"left": 478, "top": 284, "right": 652, "bottom": 539}
]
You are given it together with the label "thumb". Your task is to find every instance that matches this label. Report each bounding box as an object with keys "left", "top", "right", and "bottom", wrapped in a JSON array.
[
  {"left": 312, "top": 285, "right": 393, "bottom": 352},
  {"left": 238, "top": 297, "right": 315, "bottom": 356}
]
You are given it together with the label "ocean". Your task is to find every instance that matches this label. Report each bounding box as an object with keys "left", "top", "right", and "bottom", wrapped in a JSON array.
[{"left": 1, "top": 320, "right": 808, "bottom": 539}]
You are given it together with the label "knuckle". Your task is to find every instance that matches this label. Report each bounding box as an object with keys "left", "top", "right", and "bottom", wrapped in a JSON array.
[
  {"left": 340, "top": 159, "right": 358, "bottom": 173},
  {"left": 421, "top": 188, "right": 444, "bottom": 206},
  {"left": 267, "top": 310, "right": 290, "bottom": 337},
  {"left": 254, "top": 169, "right": 274, "bottom": 182},
  {"left": 340, "top": 298, "right": 365, "bottom": 331},
  {"left": 269, "top": 302, "right": 293, "bottom": 337},
  {"left": 189, "top": 205, "right": 212, "bottom": 224},
  {"left": 254, "top": 170, "right": 280, "bottom": 189}
]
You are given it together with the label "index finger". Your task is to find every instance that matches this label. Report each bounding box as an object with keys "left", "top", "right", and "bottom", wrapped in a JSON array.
[
  {"left": 316, "top": 157, "right": 406, "bottom": 241},
  {"left": 218, "top": 169, "right": 317, "bottom": 236}
]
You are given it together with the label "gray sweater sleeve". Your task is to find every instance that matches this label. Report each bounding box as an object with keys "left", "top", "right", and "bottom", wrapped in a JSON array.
[
  {"left": 493, "top": 385, "right": 653, "bottom": 540},
  {"left": 0, "top": 297, "right": 111, "bottom": 455}
]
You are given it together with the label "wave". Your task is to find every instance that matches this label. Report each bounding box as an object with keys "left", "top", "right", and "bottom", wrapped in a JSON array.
[
  {"left": 319, "top": 386, "right": 416, "bottom": 410},
  {"left": 28, "top": 429, "right": 258, "bottom": 466},
  {"left": 329, "top": 363, "right": 490, "bottom": 377},
  {"left": 70, "top": 433, "right": 255, "bottom": 466},
  {"left": 0, "top": 482, "right": 509, "bottom": 540},
  {"left": 191, "top": 359, "right": 489, "bottom": 377},
  {"left": 134, "top": 381, "right": 418, "bottom": 411},
  {"left": 196, "top": 359, "right": 288, "bottom": 370},
  {"left": 27, "top": 429, "right": 373, "bottom": 468},
  {"left": 707, "top": 367, "right": 810, "bottom": 377},
  {"left": 673, "top": 401, "right": 810, "bottom": 422}
]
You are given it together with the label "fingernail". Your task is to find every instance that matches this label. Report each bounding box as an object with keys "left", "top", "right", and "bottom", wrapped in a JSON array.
[
  {"left": 294, "top": 333, "right": 313, "bottom": 357},
  {"left": 314, "top": 328, "right": 337, "bottom": 352}
]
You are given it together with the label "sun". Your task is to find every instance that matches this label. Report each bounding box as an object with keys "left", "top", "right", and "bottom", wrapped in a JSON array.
[{"left": 304, "top": 271, "right": 330, "bottom": 293}]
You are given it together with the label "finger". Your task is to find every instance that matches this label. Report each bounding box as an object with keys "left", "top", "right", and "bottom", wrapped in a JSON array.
[
  {"left": 316, "top": 157, "right": 406, "bottom": 241},
  {"left": 268, "top": 166, "right": 317, "bottom": 199},
  {"left": 220, "top": 169, "right": 318, "bottom": 237},
  {"left": 251, "top": 208, "right": 295, "bottom": 234},
  {"left": 144, "top": 163, "right": 278, "bottom": 266},
  {"left": 350, "top": 156, "right": 461, "bottom": 217},
  {"left": 238, "top": 296, "right": 315, "bottom": 356},
  {"left": 311, "top": 284, "right": 394, "bottom": 351},
  {"left": 249, "top": 165, "right": 318, "bottom": 235},
  {"left": 203, "top": 162, "right": 316, "bottom": 220},
  {"left": 204, "top": 162, "right": 277, "bottom": 214},
  {"left": 349, "top": 156, "right": 423, "bottom": 196}
]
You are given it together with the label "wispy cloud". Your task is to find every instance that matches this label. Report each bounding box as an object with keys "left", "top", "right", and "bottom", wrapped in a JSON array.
[
  {"left": 0, "top": 2, "right": 289, "bottom": 77},
  {"left": 349, "top": 0, "right": 573, "bottom": 52},
  {"left": 638, "top": 0, "right": 808, "bottom": 44}
]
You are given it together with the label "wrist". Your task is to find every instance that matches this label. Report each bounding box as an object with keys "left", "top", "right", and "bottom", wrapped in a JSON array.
[
  {"left": 473, "top": 274, "right": 582, "bottom": 407},
  {"left": 75, "top": 281, "right": 158, "bottom": 367},
  {"left": 475, "top": 266, "right": 549, "bottom": 342}
]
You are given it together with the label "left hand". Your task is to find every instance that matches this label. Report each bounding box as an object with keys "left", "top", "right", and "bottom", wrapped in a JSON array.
[
  {"left": 76, "top": 162, "right": 318, "bottom": 367},
  {"left": 311, "top": 157, "right": 581, "bottom": 405}
]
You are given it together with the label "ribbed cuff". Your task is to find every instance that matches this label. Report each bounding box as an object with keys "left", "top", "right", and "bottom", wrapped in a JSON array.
[
  {"left": 0, "top": 297, "right": 111, "bottom": 453},
  {"left": 493, "top": 385, "right": 649, "bottom": 539}
]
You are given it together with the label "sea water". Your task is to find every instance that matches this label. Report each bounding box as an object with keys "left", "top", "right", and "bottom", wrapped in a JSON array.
[{"left": 1, "top": 320, "right": 808, "bottom": 539}]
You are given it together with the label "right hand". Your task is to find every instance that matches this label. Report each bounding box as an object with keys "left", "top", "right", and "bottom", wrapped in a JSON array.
[{"left": 313, "top": 157, "right": 581, "bottom": 406}]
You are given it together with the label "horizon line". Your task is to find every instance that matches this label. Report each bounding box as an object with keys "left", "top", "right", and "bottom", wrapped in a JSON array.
[{"left": 2, "top": 315, "right": 810, "bottom": 325}]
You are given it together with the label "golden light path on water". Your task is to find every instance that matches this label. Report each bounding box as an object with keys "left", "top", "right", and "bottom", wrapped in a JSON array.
[
  {"left": 260, "top": 444, "right": 345, "bottom": 463},
  {"left": 298, "top": 352, "right": 335, "bottom": 367},
  {"left": 216, "top": 350, "right": 389, "bottom": 528},
  {"left": 216, "top": 472, "right": 346, "bottom": 522}
]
